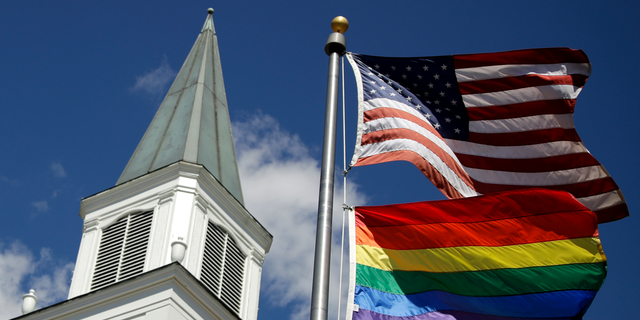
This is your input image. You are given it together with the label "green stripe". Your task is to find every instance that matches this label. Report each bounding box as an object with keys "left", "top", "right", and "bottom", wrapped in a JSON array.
[{"left": 356, "top": 263, "right": 606, "bottom": 296}]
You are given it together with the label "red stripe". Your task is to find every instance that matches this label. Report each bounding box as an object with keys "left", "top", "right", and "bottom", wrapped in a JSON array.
[
  {"left": 471, "top": 176, "right": 620, "bottom": 199},
  {"left": 453, "top": 48, "right": 590, "bottom": 69},
  {"left": 457, "top": 153, "right": 600, "bottom": 172},
  {"left": 356, "top": 150, "right": 466, "bottom": 199},
  {"left": 468, "top": 128, "right": 582, "bottom": 146},
  {"left": 360, "top": 128, "right": 474, "bottom": 188},
  {"left": 356, "top": 210, "right": 595, "bottom": 250},
  {"left": 354, "top": 188, "right": 591, "bottom": 226},
  {"left": 363, "top": 107, "right": 440, "bottom": 138},
  {"left": 458, "top": 74, "right": 588, "bottom": 95},
  {"left": 467, "top": 99, "right": 576, "bottom": 121},
  {"left": 594, "top": 203, "right": 630, "bottom": 223}
]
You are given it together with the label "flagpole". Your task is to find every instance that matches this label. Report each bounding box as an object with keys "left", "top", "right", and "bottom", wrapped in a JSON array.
[{"left": 310, "top": 16, "right": 348, "bottom": 320}]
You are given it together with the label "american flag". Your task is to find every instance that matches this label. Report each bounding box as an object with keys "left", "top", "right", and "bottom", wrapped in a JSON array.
[{"left": 347, "top": 48, "right": 628, "bottom": 223}]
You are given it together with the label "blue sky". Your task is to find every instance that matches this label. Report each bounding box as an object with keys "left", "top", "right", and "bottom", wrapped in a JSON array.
[{"left": 1, "top": 1, "right": 639, "bottom": 319}]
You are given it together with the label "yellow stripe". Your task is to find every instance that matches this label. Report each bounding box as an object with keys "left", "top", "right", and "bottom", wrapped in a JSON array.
[{"left": 356, "top": 237, "right": 604, "bottom": 272}]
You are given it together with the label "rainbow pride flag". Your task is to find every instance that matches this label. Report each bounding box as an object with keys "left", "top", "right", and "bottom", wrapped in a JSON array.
[{"left": 347, "top": 189, "right": 606, "bottom": 320}]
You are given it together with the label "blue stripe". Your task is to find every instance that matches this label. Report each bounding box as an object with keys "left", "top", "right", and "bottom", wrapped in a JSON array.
[
  {"left": 354, "top": 285, "right": 596, "bottom": 318},
  {"left": 352, "top": 308, "right": 579, "bottom": 320}
]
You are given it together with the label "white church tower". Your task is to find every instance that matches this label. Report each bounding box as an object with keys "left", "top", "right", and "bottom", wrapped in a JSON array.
[{"left": 16, "top": 8, "right": 272, "bottom": 320}]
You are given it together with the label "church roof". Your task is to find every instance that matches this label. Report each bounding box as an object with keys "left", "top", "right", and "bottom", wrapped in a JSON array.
[{"left": 117, "top": 9, "right": 244, "bottom": 204}]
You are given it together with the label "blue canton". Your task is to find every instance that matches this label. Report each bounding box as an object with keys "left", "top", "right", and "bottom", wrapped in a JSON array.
[{"left": 353, "top": 54, "right": 469, "bottom": 140}]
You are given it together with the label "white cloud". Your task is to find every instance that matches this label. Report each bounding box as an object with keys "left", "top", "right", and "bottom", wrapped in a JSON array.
[
  {"left": 234, "top": 114, "right": 367, "bottom": 320},
  {"left": 50, "top": 162, "right": 66, "bottom": 178},
  {"left": 31, "top": 201, "right": 49, "bottom": 213},
  {"left": 0, "top": 242, "right": 73, "bottom": 319},
  {"left": 131, "top": 56, "right": 177, "bottom": 97}
]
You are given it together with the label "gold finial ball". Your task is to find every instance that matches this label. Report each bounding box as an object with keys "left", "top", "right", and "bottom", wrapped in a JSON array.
[
  {"left": 331, "top": 16, "right": 349, "bottom": 33},
  {"left": 208, "top": 8, "right": 214, "bottom": 14}
]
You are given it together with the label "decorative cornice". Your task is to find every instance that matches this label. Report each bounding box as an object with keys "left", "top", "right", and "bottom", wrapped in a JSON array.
[
  {"left": 194, "top": 194, "right": 210, "bottom": 213},
  {"left": 83, "top": 220, "right": 100, "bottom": 233},
  {"left": 250, "top": 250, "right": 266, "bottom": 265},
  {"left": 158, "top": 190, "right": 175, "bottom": 205}
]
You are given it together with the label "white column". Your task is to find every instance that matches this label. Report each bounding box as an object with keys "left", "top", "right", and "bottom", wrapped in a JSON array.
[
  {"left": 68, "top": 220, "right": 100, "bottom": 298},
  {"left": 184, "top": 195, "right": 208, "bottom": 276},
  {"left": 165, "top": 176, "right": 197, "bottom": 265},
  {"left": 147, "top": 191, "right": 174, "bottom": 270},
  {"left": 243, "top": 250, "right": 265, "bottom": 320}
]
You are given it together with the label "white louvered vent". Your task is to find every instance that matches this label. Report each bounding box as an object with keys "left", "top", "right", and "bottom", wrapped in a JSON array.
[
  {"left": 91, "top": 210, "right": 153, "bottom": 291},
  {"left": 201, "top": 222, "right": 246, "bottom": 315}
]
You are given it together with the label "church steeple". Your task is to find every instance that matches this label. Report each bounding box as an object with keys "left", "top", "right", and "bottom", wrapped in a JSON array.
[
  {"left": 117, "top": 8, "right": 244, "bottom": 204},
  {"left": 64, "top": 10, "right": 271, "bottom": 320}
]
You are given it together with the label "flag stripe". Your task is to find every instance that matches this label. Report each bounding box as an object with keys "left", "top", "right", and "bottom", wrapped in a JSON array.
[
  {"left": 466, "top": 99, "right": 575, "bottom": 120},
  {"left": 362, "top": 98, "right": 430, "bottom": 124},
  {"left": 446, "top": 139, "right": 588, "bottom": 158},
  {"left": 458, "top": 74, "right": 588, "bottom": 94},
  {"left": 579, "top": 189, "right": 625, "bottom": 211},
  {"left": 453, "top": 48, "right": 590, "bottom": 68},
  {"left": 593, "top": 203, "right": 629, "bottom": 224},
  {"left": 455, "top": 63, "right": 590, "bottom": 82},
  {"left": 354, "top": 189, "right": 593, "bottom": 226},
  {"left": 352, "top": 308, "right": 577, "bottom": 320},
  {"left": 356, "top": 238, "right": 604, "bottom": 273},
  {"left": 356, "top": 211, "right": 596, "bottom": 250},
  {"left": 469, "top": 176, "right": 619, "bottom": 198},
  {"left": 468, "top": 128, "right": 582, "bottom": 146},
  {"left": 464, "top": 165, "right": 609, "bottom": 186},
  {"left": 462, "top": 85, "right": 582, "bottom": 108},
  {"left": 362, "top": 108, "right": 457, "bottom": 162},
  {"left": 356, "top": 263, "right": 606, "bottom": 296},
  {"left": 470, "top": 180, "right": 622, "bottom": 214},
  {"left": 354, "top": 285, "right": 597, "bottom": 318},
  {"left": 457, "top": 152, "right": 599, "bottom": 172},
  {"left": 468, "top": 114, "right": 575, "bottom": 133},
  {"left": 361, "top": 129, "right": 467, "bottom": 179},
  {"left": 363, "top": 102, "right": 442, "bottom": 137}
]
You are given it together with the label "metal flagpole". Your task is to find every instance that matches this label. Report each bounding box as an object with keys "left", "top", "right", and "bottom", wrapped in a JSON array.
[{"left": 310, "top": 16, "right": 348, "bottom": 320}]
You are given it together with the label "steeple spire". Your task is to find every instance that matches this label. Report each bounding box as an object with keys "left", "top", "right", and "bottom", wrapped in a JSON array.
[{"left": 117, "top": 9, "right": 244, "bottom": 204}]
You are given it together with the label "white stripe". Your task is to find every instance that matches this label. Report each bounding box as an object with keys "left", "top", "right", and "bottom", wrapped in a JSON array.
[
  {"left": 363, "top": 117, "right": 461, "bottom": 166},
  {"left": 362, "top": 97, "right": 425, "bottom": 120},
  {"left": 577, "top": 190, "right": 624, "bottom": 212},
  {"left": 462, "top": 85, "right": 582, "bottom": 108},
  {"left": 347, "top": 52, "right": 367, "bottom": 167},
  {"left": 359, "top": 139, "right": 479, "bottom": 197},
  {"left": 455, "top": 62, "right": 591, "bottom": 82},
  {"left": 469, "top": 114, "right": 575, "bottom": 133},
  {"left": 464, "top": 165, "right": 608, "bottom": 186},
  {"left": 445, "top": 139, "right": 589, "bottom": 158}
]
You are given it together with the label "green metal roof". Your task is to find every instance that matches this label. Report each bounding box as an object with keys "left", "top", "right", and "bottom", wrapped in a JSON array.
[{"left": 117, "top": 10, "right": 244, "bottom": 204}]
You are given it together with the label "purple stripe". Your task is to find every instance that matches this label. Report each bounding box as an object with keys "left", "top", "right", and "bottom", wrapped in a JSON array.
[{"left": 352, "top": 309, "right": 577, "bottom": 320}]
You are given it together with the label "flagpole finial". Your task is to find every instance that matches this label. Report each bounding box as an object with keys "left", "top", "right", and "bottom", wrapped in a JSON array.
[
  {"left": 331, "top": 16, "right": 349, "bottom": 33},
  {"left": 207, "top": 8, "right": 214, "bottom": 14},
  {"left": 325, "top": 16, "right": 347, "bottom": 56}
]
